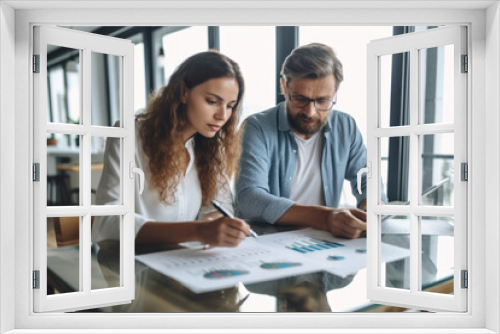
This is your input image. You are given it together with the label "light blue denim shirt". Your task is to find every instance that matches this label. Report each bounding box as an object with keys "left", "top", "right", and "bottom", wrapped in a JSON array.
[{"left": 235, "top": 102, "right": 379, "bottom": 224}]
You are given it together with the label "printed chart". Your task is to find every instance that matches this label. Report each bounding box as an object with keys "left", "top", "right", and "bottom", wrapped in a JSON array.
[
  {"left": 135, "top": 228, "right": 410, "bottom": 293},
  {"left": 257, "top": 229, "right": 410, "bottom": 278},
  {"left": 203, "top": 269, "right": 250, "bottom": 279},
  {"left": 284, "top": 237, "right": 345, "bottom": 254},
  {"left": 136, "top": 239, "right": 323, "bottom": 293}
]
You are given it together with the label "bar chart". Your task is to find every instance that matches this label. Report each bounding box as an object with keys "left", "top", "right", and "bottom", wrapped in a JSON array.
[{"left": 285, "top": 238, "right": 345, "bottom": 254}]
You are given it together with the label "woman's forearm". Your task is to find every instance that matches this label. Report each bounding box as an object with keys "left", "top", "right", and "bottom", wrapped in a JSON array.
[{"left": 135, "top": 221, "right": 203, "bottom": 245}]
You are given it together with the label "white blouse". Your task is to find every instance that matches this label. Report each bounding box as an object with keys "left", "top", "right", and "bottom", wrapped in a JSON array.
[{"left": 91, "top": 119, "right": 234, "bottom": 243}]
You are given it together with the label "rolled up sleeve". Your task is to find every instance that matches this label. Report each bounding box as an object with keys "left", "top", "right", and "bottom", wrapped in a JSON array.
[
  {"left": 198, "top": 178, "right": 234, "bottom": 219},
  {"left": 235, "top": 119, "right": 294, "bottom": 223}
]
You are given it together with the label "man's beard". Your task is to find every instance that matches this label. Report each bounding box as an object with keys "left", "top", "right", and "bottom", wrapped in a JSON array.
[{"left": 287, "top": 108, "right": 327, "bottom": 137}]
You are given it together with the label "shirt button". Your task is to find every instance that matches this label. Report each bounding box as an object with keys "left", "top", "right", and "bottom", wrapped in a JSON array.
[
  {"left": 293, "top": 150, "right": 297, "bottom": 153},
  {"left": 289, "top": 177, "right": 292, "bottom": 181}
]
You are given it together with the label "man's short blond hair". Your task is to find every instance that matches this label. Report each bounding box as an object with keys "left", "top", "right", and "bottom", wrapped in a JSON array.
[{"left": 280, "top": 43, "right": 343, "bottom": 88}]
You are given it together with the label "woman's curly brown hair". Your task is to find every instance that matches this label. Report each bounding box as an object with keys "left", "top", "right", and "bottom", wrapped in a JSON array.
[{"left": 137, "top": 50, "right": 244, "bottom": 206}]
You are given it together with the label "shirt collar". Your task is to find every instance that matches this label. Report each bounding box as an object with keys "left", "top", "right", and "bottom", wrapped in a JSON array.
[
  {"left": 184, "top": 137, "right": 195, "bottom": 173},
  {"left": 278, "top": 101, "right": 333, "bottom": 134}
]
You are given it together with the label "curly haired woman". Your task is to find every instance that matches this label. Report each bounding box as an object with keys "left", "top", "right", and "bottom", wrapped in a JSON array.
[{"left": 92, "top": 51, "right": 250, "bottom": 248}]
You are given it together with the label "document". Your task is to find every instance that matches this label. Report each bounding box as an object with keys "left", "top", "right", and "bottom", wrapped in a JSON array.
[
  {"left": 135, "top": 229, "right": 410, "bottom": 293},
  {"left": 136, "top": 239, "right": 323, "bottom": 293},
  {"left": 257, "top": 228, "right": 410, "bottom": 278}
]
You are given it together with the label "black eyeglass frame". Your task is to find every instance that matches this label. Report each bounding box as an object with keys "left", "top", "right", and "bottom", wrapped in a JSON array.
[{"left": 286, "top": 92, "right": 337, "bottom": 112}]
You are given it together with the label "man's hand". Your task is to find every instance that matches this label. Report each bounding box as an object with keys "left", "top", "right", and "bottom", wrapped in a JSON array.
[
  {"left": 325, "top": 208, "right": 367, "bottom": 239},
  {"left": 358, "top": 199, "right": 367, "bottom": 212},
  {"left": 197, "top": 217, "right": 251, "bottom": 248}
]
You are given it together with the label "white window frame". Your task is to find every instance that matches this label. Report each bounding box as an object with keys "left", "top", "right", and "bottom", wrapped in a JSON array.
[
  {"left": 1, "top": 1, "right": 499, "bottom": 333},
  {"left": 366, "top": 26, "right": 468, "bottom": 312},
  {"left": 33, "top": 25, "right": 136, "bottom": 313}
]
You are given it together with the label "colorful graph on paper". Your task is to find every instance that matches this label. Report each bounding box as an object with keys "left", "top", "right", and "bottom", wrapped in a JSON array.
[
  {"left": 257, "top": 228, "right": 410, "bottom": 278},
  {"left": 284, "top": 237, "right": 345, "bottom": 254},
  {"left": 136, "top": 239, "right": 323, "bottom": 293},
  {"left": 136, "top": 229, "right": 410, "bottom": 293},
  {"left": 260, "top": 262, "right": 302, "bottom": 270},
  {"left": 203, "top": 269, "right": 250, "bottom": 279}
]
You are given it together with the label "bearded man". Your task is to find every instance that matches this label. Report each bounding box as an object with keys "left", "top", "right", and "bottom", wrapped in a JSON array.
[{"left": 235, "top": 43, "right": 385, "bottom": 238}]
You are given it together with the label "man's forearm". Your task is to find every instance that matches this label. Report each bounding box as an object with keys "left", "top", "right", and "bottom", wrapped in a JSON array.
[
  {"left": 276, "top": 204, "right": 331, "bottom": 230},
  {"left": 276, "top": 203, "right": 368, "bottom": 239}
]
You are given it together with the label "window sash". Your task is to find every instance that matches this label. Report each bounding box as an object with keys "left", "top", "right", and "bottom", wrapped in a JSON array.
[
  {"left": 366, "top": 25, "right": 468, "bottom": 312},
  {"left": 33, "top": 25, "right": 136, "bottom": 313}
]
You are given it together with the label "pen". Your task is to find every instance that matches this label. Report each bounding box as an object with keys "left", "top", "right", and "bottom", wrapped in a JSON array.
[{"left": 211, "top": 200, "right": 259, "bottom": 238}]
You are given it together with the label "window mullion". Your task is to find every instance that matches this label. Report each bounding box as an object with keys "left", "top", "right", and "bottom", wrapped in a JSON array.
[
  {"left": 275, "top": 26, "right": 298, "bottom": 104},
  {"left": 208, "top": 26, "right": 220, "bottom": 51},
  {"left": 81, "top": 47, "right": 92, "bottom": 294},
  {"left": 372, "top": 206, "right": 454, "bottom": 217},
  {"left": 46, "top": 123, "right": 88, "bottom": 135},
  {"left": 122, "top": 49, "right": 135, "bottom": 293},
  {"left": 409, "top": 46, "right": 420, "bottom": 294}
]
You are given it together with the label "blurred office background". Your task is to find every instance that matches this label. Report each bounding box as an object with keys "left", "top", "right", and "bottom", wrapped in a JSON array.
[
  {"left": 45, "top": 25, "right": 455, "bottom": 312},
  {"left": 46, "top": 26, "right": 453, "bottom": 210}
]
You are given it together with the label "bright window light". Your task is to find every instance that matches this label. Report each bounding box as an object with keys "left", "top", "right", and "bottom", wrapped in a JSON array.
[
  {"left": 162, "top": 27, "right": 208, "bottom": 85},
  {"left": 220, "top": 26, "right": 276, "bottom": 123}
]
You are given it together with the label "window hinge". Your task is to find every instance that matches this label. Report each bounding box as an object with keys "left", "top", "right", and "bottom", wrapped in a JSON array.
[
  {"left": 461, "top": 162, "right": 468, "bottom": 181},
  {"left": 33, "top": 54, "right": 40, "bottom": 73},
  {"left": 33, "top": 270, "right": 40, "bottom": 289},
  {"left": 33, "top": 163, "right": 40, "bottom": 182},
  {"left": 461, "top": 54, "right": 468, "bottom": 73},
  {"left": 461, "top": 270, "right": 468, "bottom": 289}
]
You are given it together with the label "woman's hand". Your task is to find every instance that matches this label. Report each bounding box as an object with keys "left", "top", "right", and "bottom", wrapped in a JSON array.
[{"left": 197, "top": 217, "right": 251, "bottom": 248}]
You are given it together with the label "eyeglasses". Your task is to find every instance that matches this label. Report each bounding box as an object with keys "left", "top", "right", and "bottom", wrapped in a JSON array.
[{"left": 287, "top": 93, "right": 337, "bottom": 112}]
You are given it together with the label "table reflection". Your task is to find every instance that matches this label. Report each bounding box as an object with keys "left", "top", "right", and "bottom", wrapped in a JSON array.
[{"left": 46, "top": 221, "right": 453, "bottom": 313}]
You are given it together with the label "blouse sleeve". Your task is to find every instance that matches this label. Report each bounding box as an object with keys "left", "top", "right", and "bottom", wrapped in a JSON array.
[
  {"left": 198, "top": 178, "right": 234, "bottom": 219},
  {"left": 91, "top": 135, "right": 154, "bottom": 243}
]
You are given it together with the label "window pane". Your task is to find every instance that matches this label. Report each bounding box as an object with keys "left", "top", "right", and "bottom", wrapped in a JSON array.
[
  {"left": 220, "top": 26, "right": 276, "bottom": 122},
  {"left": 421, "top": 133, "right": 454, "bottom": 206},
  {"left": 162, "top": 27, "right": 208, "bottom": 86},
  {"left": 380, "top": 52, "right": 411, "bottom": 128},
  {"left": 420, "top": 216, "right": 454, "bottom": 295},
  {"left": 381, "top": 136, "right": 410, "bottom": 205},
  {"left": 47, "top": 132, "right": 81, "bottom": 206},
  {"left": 420, "top": 45, "right": 454, "bottom": 124},
  {"left": 65, "top": 59, "right": 81, "bottom": 125},
  {"left": 92, "top": 52, "right": 120, "bottom": 127},
  {"left": 47, "top": 45, "right": 81, "bottom": 125},
  {"left": 381, "top": 215, "right": 410, "bottom": 290},
  {"left": 92, "top": 215, "right": 121, "bottom": 290},
  {"left": 92, "top": 136, "right": 121, "bottom": 205},
  {"left": 47, "top": 216, "right": 81, "bottom": 294},
  {"left": 134, "top": 43, "right": 147, "bottom": 112},
  {"left": 48, "top": 67, "right": 65, "bottom": 123}
]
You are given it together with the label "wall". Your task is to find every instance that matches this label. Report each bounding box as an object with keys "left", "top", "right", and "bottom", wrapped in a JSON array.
[
  {"left": 5, "top": 4, "right": 498, "bottom": 332},
  {"left": 0, "top": 2, "right": 16, "bottom": 333},
  {"left": 486, "top": 2, "right": 500, "bottom": 333}
]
